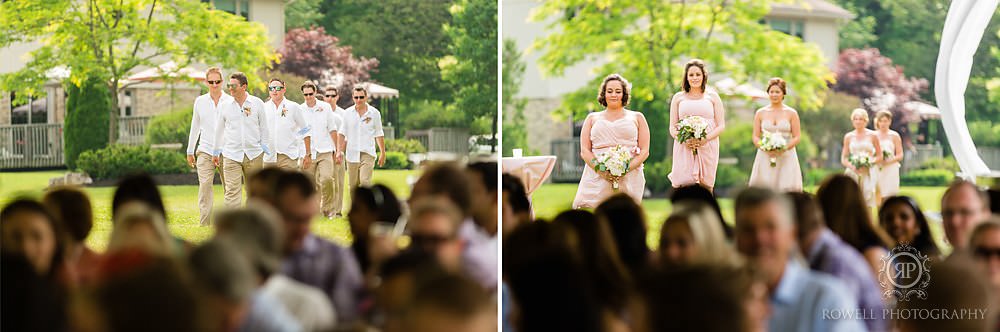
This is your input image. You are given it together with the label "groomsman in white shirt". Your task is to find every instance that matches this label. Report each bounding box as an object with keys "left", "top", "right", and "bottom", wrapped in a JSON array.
[
  {"left": 302, "top": 82, "right": 344, "bottom": 218},
  {"left": 263, "top": 78, "right": 311, "bottom": 170},
  {"left": 186, "top": 67, "right": 233, "bottom": 226},
  {"left": 323, "top": 85, "right": 348, "bottom": 217},
  {"left": 337, "top": 85, "right": 386, "bottom": 196},
  {"left": 213, "top": 72, "right": 273, "bottom": 207}
]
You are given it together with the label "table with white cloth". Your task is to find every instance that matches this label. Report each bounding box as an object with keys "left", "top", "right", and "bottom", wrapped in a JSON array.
[{"left": 501, "top": 156, "right": 557, "bottom": 218}]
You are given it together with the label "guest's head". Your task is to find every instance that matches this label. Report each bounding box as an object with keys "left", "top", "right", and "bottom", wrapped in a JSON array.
[
  {"left": 670, "top": 184, "right": 731, "bottom": 238},
  {"left": 112, "top": 173, "right": 166, "bottom": 221},
  {"left": 501, "top": 173, "right": 531, "bottom": 234},
  {"left": 376, "top": 250, "right": 447, "bottom": 330},
  {"left": 815, "top": 174, "right": 892, "bottom": 252},
  {"left": 92, "top": 252, "right": 200, "bottom": 332},
  {"left": 272, "top": 171, "right": 319, "bottom": 253},
  {"left": 410, "top": 163, "right": 472, "bottom": 217},
  {"left": 214, "top": 204, "right": 285, "bottom": 280},
  {"left": 879, "top": 196, "right": 940, "bottom": 255},
  {"left": 968, "top": 217, "right": 1000, "bottom": 292},
  {"left": 407, "top": 198, "right": 465, "bottom": 270},
  {"left": 465, "top": 161, "right": 498, "bottom": 235},
  {"left": 42, "top": 186, "right": 93, "bottom": 246},
  {"left": 188, "top": 239, "right": 254, "bottom": 332},
  {"left": 897, "top": 254, "right": 995, "bottom": 332},
  {"left": 108, "top": 201, "right": 174, "bottom": 255},
  {"left": 552, "top": 209, "right": 632, "bottom": 312},
  {"left": 682, "top": 59, "right": 708, "bottom": 92},
  {"left": 786, "top": 192, "right": 826, "bottom": 257},
  {"left": 349, "top": 184, "right": 403, "bottom": 242},
  {"left": 941, "top": 179, "right": 990, "bottom": 250},
  {"left": 595, "top": 193, "right": 650, "bottom": 274},
  {"left": 659, "top": 201, "right": 736, "bottom": 267},
  {"left": 1, "top": 199, "right": 64, "bottom": 276},
  {"left": 398, "top": 274, "right": 496, "bottom": 332},
  {"left": 247, "top": 167, "right": 286, "bottom": 203},
  {"left": 734, "top": 187, "right": 795, "bottom": 286},
  {"left": 598, "top": 73, "right": 631, "bottom": 108}
]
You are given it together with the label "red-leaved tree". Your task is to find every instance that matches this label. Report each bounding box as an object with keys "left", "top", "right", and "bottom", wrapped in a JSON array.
[
  {"left": 275, "top": 27, "right": 379, "bottom": 108},
  {"left": 833, "top": 48, "right": 929, "bottom": 145}
]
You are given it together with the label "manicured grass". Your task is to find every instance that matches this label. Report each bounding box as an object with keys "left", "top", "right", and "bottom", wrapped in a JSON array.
[
  {"left": 532, "top": 183, "right": 949, "bottom": 251},
  {"left": 1, "top": 170, "right": 420, "bottom": 251}
]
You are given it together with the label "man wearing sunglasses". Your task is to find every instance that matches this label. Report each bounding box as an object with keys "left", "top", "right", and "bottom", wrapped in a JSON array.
[
  {"left": 213, "top": 72, "right": 273, "bottom": 208},
  {"left": 301, "top": 82, "right": 344, "bottom": 219},
  {"left": 263, "top": 78, "right": 311, "bottom": 171},
  {"left": 337, "top": 85, "right": 387, "bottom": 196},
  {"left": 186, "top": 67, "right": 233, "bottom": 226},
  {"left": 323, "top": 85, "right": 349, "bottom": 217}
]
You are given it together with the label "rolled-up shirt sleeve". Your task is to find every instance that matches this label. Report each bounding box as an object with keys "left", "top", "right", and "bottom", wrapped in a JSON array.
[{"left": 187, "top": 99, "right": 200, "bottom": 155}]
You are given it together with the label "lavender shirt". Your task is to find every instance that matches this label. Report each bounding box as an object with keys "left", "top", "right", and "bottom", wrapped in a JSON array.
[
  {"left": 281, "top": 234, "right": 364, "bottom": 324},
  {"left": 807, "top": 228, "right": 889, "bottom": 332}
]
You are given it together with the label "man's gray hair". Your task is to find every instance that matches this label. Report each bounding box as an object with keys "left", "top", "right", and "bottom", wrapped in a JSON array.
[
  {"left": 214, "top": 202, "right": 285, "bottom": 276},
  {"left": 188, "top": 239, "right": 256, "bottom": 302},
  {"left": 734, "top": 186, "right": 794, "bottom": 227}
]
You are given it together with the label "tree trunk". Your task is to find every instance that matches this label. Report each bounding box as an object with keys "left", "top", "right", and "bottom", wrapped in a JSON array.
[{"left": 108, "top": 81, "right": 119, "bottom": 144}]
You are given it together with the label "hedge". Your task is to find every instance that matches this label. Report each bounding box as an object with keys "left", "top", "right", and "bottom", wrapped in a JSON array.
[
  {"left": 64, "top": 77, "right": 111, "bottom": 169},
  {"left": 77, "top": 145, "right": 189, "bottom": 180},
  {"left": 147, "top": 107, "right": 194, "bottom": 151},
  {"left": 900, "top": 169, "right": 954, "bottom": 186}
]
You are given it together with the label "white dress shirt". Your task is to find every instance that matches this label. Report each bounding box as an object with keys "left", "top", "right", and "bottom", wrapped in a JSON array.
[
  {"left": 301, "top": 100, "right": 343, "bottom": 156},
  {"left": 264, "top": 97, "right": 311, "bottom": 162},
  {"left": 187, "top": 92, "right": 233, "bottom": 155},
  {"left": 261, "top": 275, "right": 337, "bottom": 332},
  {"left": 341, "top": 104, "right": 385, "bottom": 163},
  {"left": 213, "top": 94, "right": 272, "bottom": 161}
]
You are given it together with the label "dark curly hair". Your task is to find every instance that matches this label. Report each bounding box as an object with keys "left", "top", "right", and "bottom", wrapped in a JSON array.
[{"left": 597, "top": 73, "right": 630, "bottom": 107}]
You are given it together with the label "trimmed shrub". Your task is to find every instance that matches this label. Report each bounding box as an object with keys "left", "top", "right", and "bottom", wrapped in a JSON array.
[
  {"left": 64, "top": 77, "right": 111, "bottom": 169},
  {"left": 900, "top": 169, "right": 954, "bottom": 186},
  {"left": 385, "top": 138, "right": 427, "bottom": 155},
  {"left": 147, "top": 107, "right": 194, "bottom": 151},
  {"left": 643, "top": 159, "right": 673, "bottom": 195},
  {"left": 916, "top": 157, "right": 959, "bottom": 172},
  {"left": 715, "top": 163, "right": 749, "bottom": 190},
  {"left": 382, "top": 151, "right": 410, "bottom": 170},
  {"left": 77, "top": 145, "right": 188, "bottom": 180}
]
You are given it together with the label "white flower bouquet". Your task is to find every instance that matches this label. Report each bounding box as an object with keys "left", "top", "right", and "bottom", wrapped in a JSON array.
[
  {"left": 759, "top": 130, "right": 788, "bottom": 167},
  {"left": 849, "top": 153, "right": 875, "bottom": 170},
  {"left": 593, "top": 145, "right": 634, "bottom": 190},
  {"left": 676, "top": 116, "right": 710, "bottom": 155}
]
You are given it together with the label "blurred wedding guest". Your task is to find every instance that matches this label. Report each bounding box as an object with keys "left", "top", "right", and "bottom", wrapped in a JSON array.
[
  {"left": 968, "top": 218, "right": 1000, "bottom": 295},
  {"left": 465, "top": 161, "right": 499, "bottom": 288},
  {"left": 407, "top": 198, "right": 468, "bottom": 273},
  {"left": 90, "top": 251, "right": 200, "bottom": 332},
  {"left": 410, "top": 163, "right": 495, "bottom": 290},
  {"left": 107, "top": 201, "right": 175, "bottom": 255},
  {"left": 658, "top": 201, "right": 737, "bottom": 267},
  {"left": 632, "top": 264, "right": 768, "bottom": 332},
  {"left": 596, "top": 193, "right": 652, "bottom": 275},
  {"left": 2, "top": 253, "right": 68, "bottom": 332},
  {"left": 897, "top": 254, "right": 996, "bottom": 332},
  {"left": 397, "top": 274, "right": 497, "bottom": 332},
  {"left": 215, "top": 206, "right": 334, "bottom": 331},
  {"left": 111, "top": 173, "right": 190, "bottom": 253},
  {"left": 816, "top": 174, "right": 893, "bottom": 276},
  {"left": 273, "top": 171, "right": 364, "bottom": 324},
  {"left": 1, "top": 198, "right": 66, "bottom": 279},
  {"left": 552, "top": 210, "right": 632, "bottom": 331},
  {"left": 504, "top": 221, "right": 603, "bottom": 332},
  {"left": 501, "top": 173, "right": 532, "bottom": 232},
  {"left": 43, "top": 187, "right": 102, "bottom": 285},
  {"left": 188, "top": 239, "right": 256, "bottom": 332},
  {"left": 375, "top": 250, "right": 448, "bottom": 331},
  {"left": 348, "top": 184, "right": 403, "bottom": 275},
  {"left": 247, "top": 167, "right": 286, "bottom": 202},
  {"left": 788, "top": 192, "right": 887, "bottom": 332},
  {"left": 941, "top": 179, "right": 991, "bottom": 251},
  {"left": 879, "top": 196, "right": 941, "bottom": 257},
  {"left": 670, "top": 184, "right": 732, "bottom": 238},
  {"left": 734, "top": 187, "right": 864, "bottom": 332}
]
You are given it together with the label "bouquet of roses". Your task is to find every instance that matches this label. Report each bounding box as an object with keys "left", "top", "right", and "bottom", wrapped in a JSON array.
[
  {"left": 849, "top": 153, "right": 875, "bottom": 170},
  {"left": 759, "top": 130, "right": 788, "bottom": 167},
  {"left": 593, "top": 145, "right": 633, "bottom": 190},
  {"left": 676, "top": 116, "right": 710, "bottom": 155}
]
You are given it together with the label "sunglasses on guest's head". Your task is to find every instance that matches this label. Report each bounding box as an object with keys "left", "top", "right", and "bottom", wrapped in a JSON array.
[
  {"left": 268, "top": 86, "right": 284, "bottom": 92},
  {"left": 206, "top": 80, "right": 222, "bottom": 85},
  {"left": 303, "top": 93, "right": 314, "bottom": 97},
  {"left": 353, "top": 96, "right": 365, "bottom": 100},
  {"left": 974, "top": 246, "right": 1000, "bottom": 259}
]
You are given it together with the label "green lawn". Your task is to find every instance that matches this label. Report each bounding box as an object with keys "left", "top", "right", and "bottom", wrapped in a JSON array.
[
  {"left": 532, "top": 183, "right": 950, "bottom": 251},
  {"left": 1, "top": 170, "right": 420, "bottom": 251}
]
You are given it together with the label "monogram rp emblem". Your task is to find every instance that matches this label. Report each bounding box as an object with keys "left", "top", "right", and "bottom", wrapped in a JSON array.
[{"left": 878, "top": 243, "right": 931, "bottom": 301}]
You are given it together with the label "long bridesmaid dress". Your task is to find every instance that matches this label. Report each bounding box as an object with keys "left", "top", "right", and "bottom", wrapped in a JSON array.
[
  {"left": 877, "top": 138, "right": 901, "bottom": 197},
  {"left": 572, "top": 112, "right": 646, "bottom": 209},
  {"left": 748, "top": 120, "right": 803, "bottom": 192},
  {"left": 846, "top": 137, "right": 879, "bottom": 208},
  {"left": 668, "top": 95, "right": 720, "bottom": 189}
]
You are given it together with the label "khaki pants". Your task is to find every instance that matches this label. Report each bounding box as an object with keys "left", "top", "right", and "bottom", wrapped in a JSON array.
[
  {"left": 222, "top": 154, "right": 263, "bottom": 208},
  {"left": 347, "top": 152, "right": 375, "bottom": 198},
  {"left": 332, "top": 155, "right": 346, "bottom": 216},
  {"left": 310, "top": 152, "right": 338, "bottom": 217},
  {"left": 277, "top": 153, "right": 298, "bottom": 170},
  {"left": 195, "top": 152, "right": 221, "bottom": 226}
]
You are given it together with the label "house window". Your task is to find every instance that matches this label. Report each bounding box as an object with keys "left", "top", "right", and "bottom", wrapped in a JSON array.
[
  {"left": 121, "top": 90, "right": 134, "bottom": 117},
  {"left": 203, "top": 0, "right": 249, "bottom": 20},
  {"left": 766, "top": 19, "right": 805, "bottom": 39},
  {"left": 9, "top": 91, "right": 48, "bottom": 125}
]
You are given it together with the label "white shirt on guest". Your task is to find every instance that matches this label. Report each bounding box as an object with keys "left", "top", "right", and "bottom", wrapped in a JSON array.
[
  {"left": 264, "top": 97, "right": 311, "bottom": 162},
  {"left": 301, "top": 100, "right": 342, "bottom": 156},
  {"left": 213, "top": 94, "right": 272, "bottom": 161},
  {"left": 341, "top": 104, "right": 384, "bottom": 163},
  {"left": 187, "top": 92, "right": 233, "bottom": 155},
  {"left": 261, "top": 274, "right": 337, "bottom": 332}
]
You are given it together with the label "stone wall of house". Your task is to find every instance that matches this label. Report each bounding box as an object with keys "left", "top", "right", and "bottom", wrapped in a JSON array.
[
  {"left": 1, "top": 92, "right": 10, "bottom": 125},
  {"left": 514, "top": 97, "right": 574, "bottom": 155},
  {"left": 132, "top": 87, "right": 202, "bottom": 117}
]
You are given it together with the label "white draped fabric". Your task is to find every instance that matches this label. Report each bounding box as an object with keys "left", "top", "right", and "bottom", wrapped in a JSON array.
[{"left": 934, "top": 0, "right": 999, "bottom": 178}]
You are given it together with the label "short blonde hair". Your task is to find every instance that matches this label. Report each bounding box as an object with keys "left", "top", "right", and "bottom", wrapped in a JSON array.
[
  {"left": 661, "top": 201, "right": 741, "bottom": 265},
  {"left": 875, "top": 110, "right": 893, "bottom": 121},
  {"left": 851, "top": 108, "right": 869, "bottom": 122},
  {"left": 205, "top": 67, "right": 223, "bottom": 80}
]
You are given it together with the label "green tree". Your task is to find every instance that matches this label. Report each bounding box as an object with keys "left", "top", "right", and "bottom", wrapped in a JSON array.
[
  {"left": 502, "top": 39, "right": 529, "bottom": 157},
  {"left": 285, "top": 0, "right": 324, "bottom": 30},
  {"left": 441, "top": 0, "right": 497, "bottom": 151},
  {"left": 531, "top": 0, "right": 833, "bottom": 162},
  {"left": 64, "top": 77, "right": 111, "bottom": 169},
  {"left": 0, "top": 0, "right": 277, "bottom": 144}
]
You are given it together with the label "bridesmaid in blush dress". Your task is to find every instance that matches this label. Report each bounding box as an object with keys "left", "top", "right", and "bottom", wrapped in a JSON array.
[
  {"left": 573, "top": 74, "right": 651, "bottom": 209},
  {"left": 748, "top": 77, "right": 803, "bottom": 192},
  {"left": 668, "top": 59, "right": 725, "bottom": 192},
  {"left": 874, "top": 110, "right": 903, "bottom": 202},
  {"left": 842, "top": 108, "right": 883, "bottom": 209}
]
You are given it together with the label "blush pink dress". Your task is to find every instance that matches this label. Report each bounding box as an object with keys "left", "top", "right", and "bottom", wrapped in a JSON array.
[
  {"left": 668, "top": 94, "right": 720, "bottom": 189},
  {"left": 572, "top": 112, "right": 646, "bottom": 209},
  {"left": 748, "top": 119, "right": 803, "bottom": 191}
]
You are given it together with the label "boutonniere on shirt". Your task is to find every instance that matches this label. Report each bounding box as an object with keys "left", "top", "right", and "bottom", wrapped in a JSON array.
[
  {"left": 281, "top": 107, "right": 288, "bottom": 117},
  {"left": 242, "top": 106, "right": 252, "bottom": 117},
  {"left": 363, "top": 116, "right": 372, "bottom": 124}
]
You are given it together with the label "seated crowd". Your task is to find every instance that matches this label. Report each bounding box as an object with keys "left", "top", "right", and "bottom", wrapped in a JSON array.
[
  {"left": 502, "top": 173, "right": 1000, "bottom": 332},
  {"left": 1, "top": 161, "right": 498, "bottom": 332}
]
